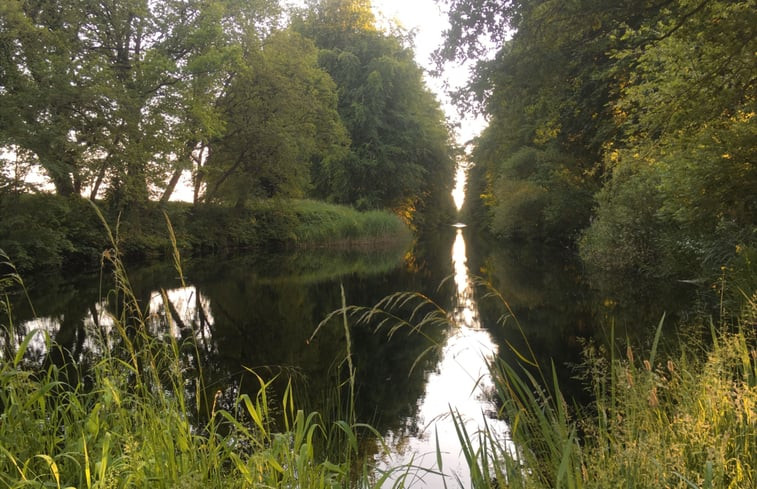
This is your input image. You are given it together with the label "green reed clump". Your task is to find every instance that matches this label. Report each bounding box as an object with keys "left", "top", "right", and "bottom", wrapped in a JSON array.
[
  {"left": 0, "top": 210, "right": 378, "bottom": 489},
  {"left": 458, "top": 291, "right": 756, "bottom": 489},
  {"left": 290, "top": 199, "right": 411, "bottom": 246},
  {"left": 0, "top": 194, "right": 412, "bottom": 275}
]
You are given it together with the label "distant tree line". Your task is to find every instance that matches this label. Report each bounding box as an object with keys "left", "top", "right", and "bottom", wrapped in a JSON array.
[
  {"left": 0, "top": 0, "right": 455, "bottom": 224},
  {"left": 440, "top": 0, "right": 755, "bottom": 278}
]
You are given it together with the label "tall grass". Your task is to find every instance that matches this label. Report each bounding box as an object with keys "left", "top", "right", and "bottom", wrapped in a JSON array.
[
  {"left": 308, "top": 288, "right": 454, "bottom": 486},
  {"left": 456, "top": 289, "right": 757, "bottom": 489},
  {"left": 290, "top": 199, "right": 411, "bottom": 246},
  {"left": 0, "top": 209, "right": 383, "bottom": 489}
]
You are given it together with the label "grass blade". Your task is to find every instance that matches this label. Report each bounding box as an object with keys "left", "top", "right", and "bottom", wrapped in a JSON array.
[{"left": 649, "top": 313, "right": 666, "bottom": 367}]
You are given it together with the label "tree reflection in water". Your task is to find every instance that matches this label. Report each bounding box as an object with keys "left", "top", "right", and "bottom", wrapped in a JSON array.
[
  {"left": 4, "top": 233, "right": 521, "bottom": 487},
  {"left": 377, "top": 228, "right": 509, "bottom": 489}
]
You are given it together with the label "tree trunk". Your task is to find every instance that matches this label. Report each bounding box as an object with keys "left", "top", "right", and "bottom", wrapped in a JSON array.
[
  {"left": 205, "top": 151, "right": 246, "bottom": 202},
  {"left": 192, "top": 145, "right": 209, "bottom": 205},
  {"left": 160, "top": 168, "right": 183, "bottom": 204},
  {"left": 90, "top": 162, "right": 108, "bottom": 200},
  {"left": 49, "top": 170, "right": 75, "bottom": 197},
  {"left": 161, "top": 142, "right": 197, "bottom": 204},
  {"left": 90, "top": 132, "right": 122, "bottom": 200}
]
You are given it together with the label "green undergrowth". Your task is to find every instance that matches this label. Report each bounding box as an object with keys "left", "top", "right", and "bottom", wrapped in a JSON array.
[
  {"left": 0, "top": 194, "right": 410, "bottom": 274},
  {"left": 0, "top": 341, "right": 356, "bottom": 488},
  {"left": 457, "top": 288, "right": 757, "bottom": 489}
]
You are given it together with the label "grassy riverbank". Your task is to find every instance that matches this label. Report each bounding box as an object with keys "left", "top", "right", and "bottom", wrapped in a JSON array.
[
  {"left": 460, "top": 295, "right": 756, "bottom": 489},
  {"left": 0, "top": 243, "right": 383, "bottom": 488},
  {"left": 0, "top": 194, "right": 410, "bottom": 274}
]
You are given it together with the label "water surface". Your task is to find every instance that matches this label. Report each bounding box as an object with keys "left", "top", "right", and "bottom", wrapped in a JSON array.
[{"left": 2, "top": 226, "right": 701, "bottom": 486}]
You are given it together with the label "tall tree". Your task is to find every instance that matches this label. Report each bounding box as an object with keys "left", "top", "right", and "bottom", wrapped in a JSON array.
[
  {"left": 0, "top": 0, "right": 284, "bottom": 208},
  {"left": 161, "top": 0, "right": 284, "bottom": 204},
  {"left": 295, "top": 0, "right": 456, "bottom": 223},
  {"left": 203, "top": 28, "right": 349, "bottom": 205},
  {"left": 76, "top": 0, "right": 230, "bottom": 208},
  {"left": 0, "top": 0, "right": 92, "bottom": 196},
  {"left": 441, "top": 0, "right": 756, "bottom": 275}
]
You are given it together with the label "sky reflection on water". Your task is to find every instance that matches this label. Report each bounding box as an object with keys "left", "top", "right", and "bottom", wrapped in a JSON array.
[
  {"left": 3, "top": 224, "right": 700, "bottom": 487},
  {"left": 377, "top": 228, "right": 510, "bottom": 488}
]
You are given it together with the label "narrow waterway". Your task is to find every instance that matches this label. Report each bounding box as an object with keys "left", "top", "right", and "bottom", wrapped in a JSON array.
[
  {"left": 376, "top": 227, "right": 511, "bottom": 487},
  {"left": 3, "top": 223, "right": 700, "bottom": 486}
]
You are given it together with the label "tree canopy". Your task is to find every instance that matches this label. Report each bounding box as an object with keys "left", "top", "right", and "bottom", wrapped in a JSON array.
[
  {"left": 203, "top": 28, "right": 348, "bottom": 206},
  {"left": 294, "top": 0, "right": 456, "bottom": 223},
  {"left": 1, "top": 0, "right": 254, "bottom": 207},
  {"left": 440, "top": 0, "right": 756, "bottom": 276},
  {"left": 1, "top": 0, "right": 455, "bottom": 227}
]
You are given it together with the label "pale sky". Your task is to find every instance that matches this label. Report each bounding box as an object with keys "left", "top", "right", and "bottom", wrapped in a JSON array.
[{"left": 371, "top": 0, "right": 486, "bottom": 146}]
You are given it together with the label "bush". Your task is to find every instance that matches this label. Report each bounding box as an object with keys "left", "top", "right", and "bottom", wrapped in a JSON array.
[
  {"left": 0, "top": 194, "right": 78, "bottom": 272},
  {"left": 579, "top": 163, "right": 669, "bottom": 275},
  {"left": 489, "top": 148, "right": 594, "bottom": 243}
]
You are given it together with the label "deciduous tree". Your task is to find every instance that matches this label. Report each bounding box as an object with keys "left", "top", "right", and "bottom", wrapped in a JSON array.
[
  {"left": 203, "top": 28, "right": 348, "bottom": 206},
  {"left": 295, "top": 0, "right": 455, "bottom": 223}
]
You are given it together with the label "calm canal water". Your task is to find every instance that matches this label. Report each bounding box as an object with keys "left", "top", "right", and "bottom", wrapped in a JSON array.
[{"left": 3, "top": 224, "right": 701, "bottom": 487}]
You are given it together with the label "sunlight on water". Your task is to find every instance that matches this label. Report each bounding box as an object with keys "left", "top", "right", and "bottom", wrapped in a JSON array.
[
  {"left": 452, "top": 165, "right": 467, "bottom": 211},
  {"left": 452, "top": 229, "right": 480, "bottom": 329},
  {"left": 379, "top": 229, "right": 509, "bottom": 488}
]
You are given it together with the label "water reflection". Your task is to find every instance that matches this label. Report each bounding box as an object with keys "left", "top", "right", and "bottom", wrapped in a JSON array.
[
  {"left": 2, "top": 242, "right": 444, "bottom": 425},
  {"left": 8, "top": 285, "right": 215, "bottom": 363},
  {"left": 1, "top": 226, "right": 702, "bottom": 486},
  {"left": 452, "top": 229, "right": 480, "bottom": 329},
  {"left": 378, "top": 228, "right": 507, "bottom": 488}
]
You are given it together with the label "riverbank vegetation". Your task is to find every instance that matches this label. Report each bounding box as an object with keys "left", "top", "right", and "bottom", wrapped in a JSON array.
[
  {"left": 0, "top": 0, "right": 455, "bottom": 273},
  {"left": 439, "top": 1, "right": 757, "bottom": 481},
  {"left": 436, "top": 2, "right": 756, "bottom": 480},
  {"left": 0, "top": 194, "right": 410, "bottom": 274},
  {"left": 456, "top": 290, "right": 756, "bottom": 489},
  {"left": 0, "top": 246, "right": 381, "bottom": 488},
  {"left": 442, "top": 0, "right": 755, "bottom": 281}
]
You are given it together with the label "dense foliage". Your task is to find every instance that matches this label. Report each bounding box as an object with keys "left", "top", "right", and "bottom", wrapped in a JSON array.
[
  {"left": 293, "top": 0, "right": 456, "bottom": 223},
  {"left": 0, "top": 0, "right": 455, "bottom": 271},
  {"left": 441, "top": 0, "right": 756, "bottom": 278}
]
